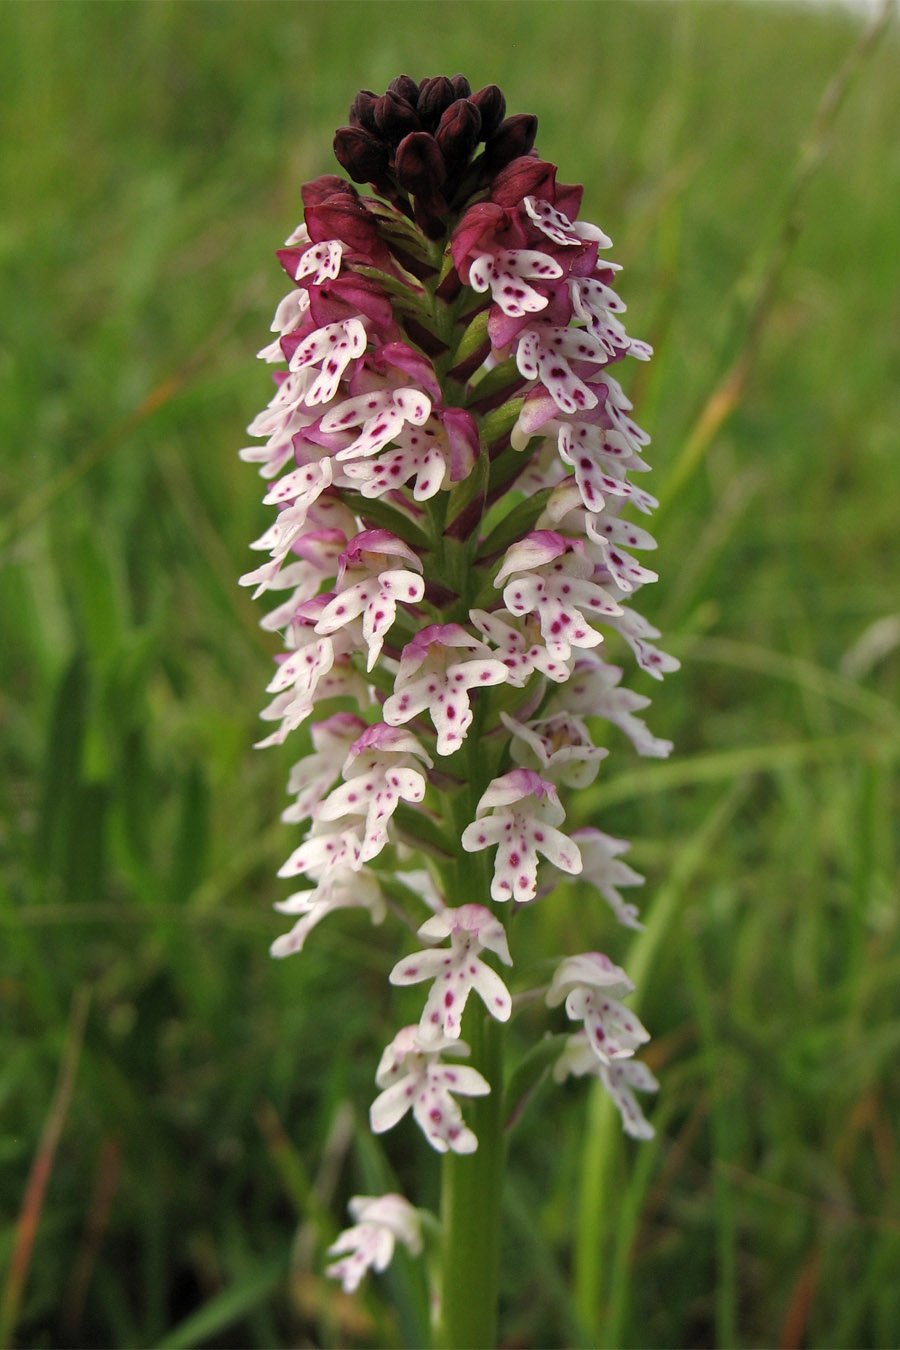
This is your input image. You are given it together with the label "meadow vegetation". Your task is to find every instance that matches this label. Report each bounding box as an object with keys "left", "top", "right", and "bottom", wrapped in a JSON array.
[{"left": 2, "top": 2, "right": 899, "bottom": 1345}]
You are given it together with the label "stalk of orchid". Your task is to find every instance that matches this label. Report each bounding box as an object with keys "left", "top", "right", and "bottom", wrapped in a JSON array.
[{"left": 239, "top": 73, "right": 677, "bottom": 1348}]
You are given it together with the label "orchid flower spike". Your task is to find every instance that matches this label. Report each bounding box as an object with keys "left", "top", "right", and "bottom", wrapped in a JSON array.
[{"left": 239, "top": 72, "right": 676, "bottom": 1304}]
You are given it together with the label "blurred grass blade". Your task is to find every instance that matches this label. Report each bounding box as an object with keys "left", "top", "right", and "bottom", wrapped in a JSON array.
[
  {"left": 504, "top": 1178, "right": 593, "bottom": 1348},
  {"left": 170, "top": 765, "right": 210, "bottom": 901},
  {"left": 352, "top": 1126, "right": 432, "bottom": 1350},
  {"left": 35, "top": 652, "right": 87, "bottom": 874},
  {"left": 154, "top": 1260, "right": 283, "bottom": 1350},
  {"left": 0, "top": 986, "right": 90, "bottom": 1348},
  {"left": 685, "top": 637, "right": 900, "bottom": 731},
  {"left": 583, "top": 732, "right": 900, "bottom": 812},
  {"left": 574, "top": 780, "right": 752, "bottom": 1342},
  {"left": 656, "top": 0, "right": 895, "bottom": 522}
]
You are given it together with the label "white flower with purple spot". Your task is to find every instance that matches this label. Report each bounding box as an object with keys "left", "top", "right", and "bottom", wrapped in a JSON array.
[
  {"left": 495, "top": 531, "right": 621, "bottom": 661},
  {"left": 515, "top": 326, "right": 602, "bottom": 416},
  {"left": 315, "top": 529, "right": 425, "bottom": 670},
  {"left": 468, "top": 248, "right": 563, "bottom": 318},
  {"left": 552, "top": 656, "right": 673, "bottom": 759},
  {"left": 571, "top": 826, "right": 646, "bottom": 929},
  {"left": 469, "top": 608, "right": 571, "bottom": 687},
  {"left": 557, "top": 423, "right": 658, "bottom": 517},
  {"left": 281, "top": 713, "right": 368, "bottom": 825},
  {"left": 370, "top": 1025, "right": 490, "bottom": 1154},
  {"left": 326, "top": 1193, "right": 423, "bottom": 1293},
  {"left": 523, "top": 196, "right": 612, "bottom": 249},
  {"left": 554, "top": 1031, "right": 658, "bottom": 1140},
  {"left": 322, "top": 386, "right": 432, "bottom": 462},
  {"left": 270, "top": 866, "right": 386, "bottom": 957},
  {"left": 547, "top": 952, "right": 650, "bottom": 1062},
  {"left": 390, "top": 904, "right": 513, "bottom": 1044},
  {"left": 601, "top": 600, "right": 681, "bottom": 681},
  {"left": 277, "top": 818, "right": 364, "bottom": 883},
  {"left": 288, "top": 317, "right": 367, "bottom": 405},
  {"left": 461, "top": 768, "right": 582, "bottom": 903},
  {"left": 317, "top": 724, "right": 433, "bottom": 863},
  {"left": 383, "top": 624, "right": 509, "bottom": 756},
  {"left": 500, "top": 710, "right": 608, "bottom": 789},
  {"left": 341, "top": 405, "right": 478, "bottom": 502}
]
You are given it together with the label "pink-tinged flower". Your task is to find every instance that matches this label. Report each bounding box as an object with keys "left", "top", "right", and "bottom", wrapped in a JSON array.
[
  {"left": 281, "top": 712, "right": 368, "bottom": 824},
  {"left": 542, "top": 482, "right": 659, "bottom": 596},
  {"left": 570, "top": 827, "right": 646, "bottom": 930},
  {"left": 495, "top": 531, "right": 621, "bottom": 661},
  {"left": 370, "top": 1025, "right": 490, "bottom": 1154},
  {"left": 500, "top": 710, "right": 608, "bottom": 789},
  {"left": 556, "top": 421, "right": 658, "bottom": 517},
  {"left": 552, "top": 656, "right": 673, "bottom": 759},
  {"left": 546, "top": 952, "right": 650, "bottom": 1062},
  {"left": 315, "top": 530, "right": 425, "bottom": 669},
  {"left": 601, "top": 601, "right": 681, "bottom": 681},
  {"left": 383, "top": 624, "right": 509, "bottom": 756},
  {"left": 469, "top": 608, "right": 571, "bottom": 686},
  {"left": 248, "top": 529, "right": 349, "bottom": 628},
  {"left": 277, "top": 819, "right": 364, "bottom": 882},
  {"left": 461, "top": 769, "right": 582, "bottom": 902},
  {"left": 468, "top": 248, "right": 563, "bottom": 316},
  {"left": 390, "top": 904, "right": 513, "bottom": 1043},
  {"left": 270, "top": 867, "right": 386, "bottom": 957},
  {"left": 342, "top": 405, "right": 479, "bottom": 502},
  {"left": 322, "top": 386, "right": 433, "bottom": 461},
  {"left": 326, "top": 1193, "right": 423, "bottom": 1293},
  {"left": 554, "top": 1032, "right": 658, "bottom": 1140},
  {"left": 317, "top": 724, "right": 432, "bottom": 863}
]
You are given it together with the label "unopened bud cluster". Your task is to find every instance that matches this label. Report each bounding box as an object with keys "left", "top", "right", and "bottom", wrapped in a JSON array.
[{"left": 239, "top": 73, "right": 676, "bottom": 1292}]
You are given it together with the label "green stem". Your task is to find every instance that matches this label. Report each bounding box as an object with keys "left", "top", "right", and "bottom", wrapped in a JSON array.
[
  {"left": 433, "top": 747, "right": 508, "bottom": 1348},
  {"left": 438, "top": 1012, "right": 505, "bottom": 1349}
]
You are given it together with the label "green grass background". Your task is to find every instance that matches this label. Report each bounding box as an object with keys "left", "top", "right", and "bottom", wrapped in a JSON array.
[{"left": 2, "top": 2, "right": 899, "bottom": 1346}]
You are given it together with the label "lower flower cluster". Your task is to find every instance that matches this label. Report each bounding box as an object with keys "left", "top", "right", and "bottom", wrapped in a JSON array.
[{"left": 240, "top": 73, "right": 676, "bottom": 1293}]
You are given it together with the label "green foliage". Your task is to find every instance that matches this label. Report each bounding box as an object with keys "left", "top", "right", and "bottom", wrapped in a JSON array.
[{"left": 2, "top": 2, "right": 899, "bottom": 1346}]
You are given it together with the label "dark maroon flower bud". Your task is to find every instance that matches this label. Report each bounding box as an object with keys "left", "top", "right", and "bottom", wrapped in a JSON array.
[
  {"left": 387, "top": 73, "right": 420, "bottom": 104},
  {"left": 301, "top": 174, "right": 359, "bottom": 208},
  {"left": 435, "top": 99, "right": 482, "bottom": 177},
  {"left": 305, "top": 194, "right": 390, "bottom": 268},
  {"left": 416, "top": 75, "right": 456, "bottom": 131},
  {"left": 374, "top": 90, "right": 421, "bottom": 141},
  {"left": 490, "top": 157, "right": 558, "bottom": 207},
  {"left": 394, "top": 131, "right": 447, "bottom": 198},
  {"left": 483, "top": 113, "right": 538, "bottom": 171},
  {"left": 394, "top": 131, "right": 448, "bottom": 237},
  {"left": 469, "top": 84, "right": 506, "bottom": 139},
  {"left": 333, "top": 125, "right": 392, "bottom": 185},
  {"left": 450, "top": 74, "right": 472, "bottom": 98},
  {"left": 349, "top": 90, "right": 379, "bottom": 132}
]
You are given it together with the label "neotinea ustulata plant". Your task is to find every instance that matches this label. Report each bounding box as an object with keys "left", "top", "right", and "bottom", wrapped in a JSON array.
[{"left": 239, "top": 72, "right": 677, "bottom": 1347}]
